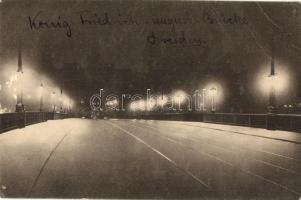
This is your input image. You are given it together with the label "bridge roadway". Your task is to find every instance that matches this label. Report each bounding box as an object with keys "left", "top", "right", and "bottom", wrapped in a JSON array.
[{"left": 0, "top": 118, "right": 301, "bottom": 199}]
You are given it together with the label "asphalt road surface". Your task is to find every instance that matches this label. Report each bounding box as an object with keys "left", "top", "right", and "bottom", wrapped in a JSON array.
[{"left": 0, "top": 118, "right": 301, "bottom": 199}]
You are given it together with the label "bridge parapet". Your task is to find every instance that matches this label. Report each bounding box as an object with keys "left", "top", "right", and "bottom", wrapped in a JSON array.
[
  {"left": 0, "top": 112, "right": 71, "bottom": 133},
  {"left": 128, "top": 112, "right": 301, "bottom": 133}
]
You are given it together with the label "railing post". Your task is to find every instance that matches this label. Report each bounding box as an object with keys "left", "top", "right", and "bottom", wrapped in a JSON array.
[
  {"left": 248, "top": 115, "right": 251, "bottom": 126},
  {"left": 0, "top": 115, "right": 2, "bottom": 131},
  {"left": 234, "top": 114, "right": 237, "bottom": 124},
  {"left": 289, "top": 116, "right": 293, "bottom": 131},
  {"left": 18, "top": 112, "right": 26, "bottom": 128},
  {"left": 266, "top": 113, "right": 277, "bottom": 130}
]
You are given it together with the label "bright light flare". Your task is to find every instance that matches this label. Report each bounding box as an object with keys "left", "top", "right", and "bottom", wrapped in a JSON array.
[
  {"left": 204, "top": 82, "right": 224, "bottom": 103},
  {"left": 256, "top": 66, "right": 290, "bottom": 95},
  {"left": 36, "top": 83, "right": 44, "bottom": 99},
  {"left": 5, "top": 73, "right": 18, "bottom": 88},
  {"left": 130, "top": 100, "right": 146, "bottom": 111},
  {"left": 69, "top": 100, "right": 74, "bottom": 108},
  {"left": 51, "top": 92, "right": 56, "bottom": 99},
  {"left": 63, "top": 98, "right": 69, "bottom": 107},
  {"left": 147, "top": 98, "right": 156, "bottom": 111},
  {"left": 172, "top": 90, "right": 186, "bottom": 104},
  {"left": 0, "top": 104, "right": 8, "bottom": 114},
  {"left": 157, "top": 95, "right": 168, "bottom": 107},
  {"left": 106, "top": 99, "right": 118, "bottom": 106},
  {"left": 209, "top": 87, "right": 217, "bottom": 96},
  {"left": 130, "top": 102, "right": 138, "bottom": 111},
  {"left": 138, "top": 100, "right": 146, "bottom": 111}
]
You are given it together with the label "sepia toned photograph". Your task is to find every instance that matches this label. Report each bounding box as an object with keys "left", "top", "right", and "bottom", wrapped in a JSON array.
[{"left": 0, "top": 0, "right": 301, "bottom": 199}]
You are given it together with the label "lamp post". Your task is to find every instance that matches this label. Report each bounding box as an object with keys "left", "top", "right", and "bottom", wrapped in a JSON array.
[
  {"left": 268, "top": 55, "right": 277, "bottom": 114},
  {"left": 39, "top": 83, "right": 44, "bottom": 112},
  {"left": 202, "top": 89, "right": 206, "bottom": 111},
  {"left": 51, "top": 91, "right": 56, "bottom": 112},
  {"left": 157, "top": 94, "right": 167, "bottom": 112},
  {"left": 266, "top": 55, "right": 278, "bottom": 130},
  {"left": 60, "top": 86, "right": 63, "bottom": 113},
  {"left": 210, "top": 87, "right": 217, "bottom": 113},
  {"left": 68, "top": 100, "right": 70, "bottom": 113},
  {"left": 159, "top": 94, "right": 164, "bottom": 111},
  {"left": 15, "top": 40, "right": 25, "bottom": 113},
  {"left": 173, "top": 91, "right": 185, "bottom": 111}
]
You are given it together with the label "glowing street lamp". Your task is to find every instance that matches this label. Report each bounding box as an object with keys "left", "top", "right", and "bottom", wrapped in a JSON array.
[
  {"left": 60, "top": 86, "right": 63, "bottom": 112},
  {"left": 15, "top": 40, "right": 25, "bottom": 112},
  {"left": 202, "top": 89, "right": 206, "bottom": 111},
  {"left": 130, "top": 100, "right": 146, "bottom": 112},
  {"left": 265, "top": 55, "right": 280, "bottom": 130},
  {"left": 51, "top": 91, "right": 56, "bottom": 112},
  {"left": 63, "top": 98, "right": 69, "bottom": 113},
  {"left": 173, "top": 90, "right": 186, "bottom": 111},
  {"left": 138, "top": 100, "right": 146, "bottom": 111},
  {"left": 157, "top": 95, "right": 168, "bottom": 108},
  {"left": 268, "top": 55, "right": 277, "bottom": 114},
  {"left": 110, "top": 99, "right": 118, "bottom": 106},
  {"left": 209, "top": 87, "right": 217, "bottom": 112},
  {"left": 147, "top": 98, "right": 156, "bottom": 111},
  {"left": 69, "top": 100, "right": 73, "bottom": 113},
  {"left": 130, "top": 101, "right": 145, "bottom": 112},
  {"left": 39, "top": 83, "right": 44, "bottom": 111},
  {"left": 105, "top": 99, "right": 118, "bottom": 111},
  {"left": 256, "top": 57, "right": 289, "bottom": 112},
  {"left": 130, "top": 101, "right": 138, "bottom": 112}
]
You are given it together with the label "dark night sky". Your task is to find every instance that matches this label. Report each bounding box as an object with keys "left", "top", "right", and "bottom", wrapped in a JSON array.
[{"left": 0, "top": 0, "right": 301, "bottom": 112}]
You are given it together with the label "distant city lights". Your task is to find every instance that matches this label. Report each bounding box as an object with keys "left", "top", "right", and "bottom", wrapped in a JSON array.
[
  {"left": 172, "top": 90, "right": 188, "bottom": 111},
  {"left": 156, "top": 95, "right": 168, "bottom": 107},
  {"left": 90, "top": 88, "right": 220, "bottom": 112}
]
